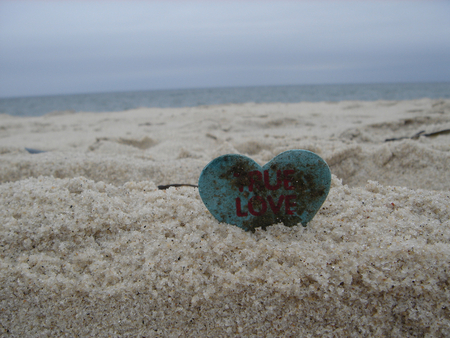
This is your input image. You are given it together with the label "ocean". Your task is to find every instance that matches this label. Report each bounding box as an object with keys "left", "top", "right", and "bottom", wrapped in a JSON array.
[{"left": 1, "top": 82, "right": 449, "bottom": 117}]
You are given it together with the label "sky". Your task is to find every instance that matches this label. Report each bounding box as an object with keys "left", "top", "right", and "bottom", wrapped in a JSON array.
[{"left": 0, "top": 1, "right": 449, "bottom": 98}]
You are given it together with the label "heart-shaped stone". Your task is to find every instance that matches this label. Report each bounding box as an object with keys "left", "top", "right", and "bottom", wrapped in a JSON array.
[{"left": 198, "top": 149, "right": 331, "bottom": 231}]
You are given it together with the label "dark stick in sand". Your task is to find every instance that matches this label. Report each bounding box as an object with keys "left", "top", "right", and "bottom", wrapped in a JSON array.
[
  {"left": 385, "top": 129, "right": 450, "bottom": 142},
  {"left": 157, "top": 184, "right": 198, "bottom": 190}
]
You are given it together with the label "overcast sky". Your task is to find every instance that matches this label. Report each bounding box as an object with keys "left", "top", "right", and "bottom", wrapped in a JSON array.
[{"left": 0, "top": 1, "right": 449, "bottom": 98}]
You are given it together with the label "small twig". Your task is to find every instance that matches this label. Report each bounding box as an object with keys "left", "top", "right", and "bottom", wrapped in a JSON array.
[
  {"left": 157, "top": 184, "right": 198, "bottom": 190},
  {"left": 423, "top": 129, "right": 450, "bottom": 138},
  {"left": 385, "top": 129, "right": 450, "bottom": 142}
]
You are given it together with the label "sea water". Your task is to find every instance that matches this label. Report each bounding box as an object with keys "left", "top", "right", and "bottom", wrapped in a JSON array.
[{"left": 1, "top": 82, "right": 449, "bottom": 117}]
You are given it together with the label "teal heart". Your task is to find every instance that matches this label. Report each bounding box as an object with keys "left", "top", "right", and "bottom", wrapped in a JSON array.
[{"left": 198, "top": 150, "right": 331, "bottom": 232}]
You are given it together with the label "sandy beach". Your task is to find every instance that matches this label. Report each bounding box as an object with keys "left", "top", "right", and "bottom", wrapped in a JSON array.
[{"left": 1, "top": 99, "right": 450, "bottom": 336}]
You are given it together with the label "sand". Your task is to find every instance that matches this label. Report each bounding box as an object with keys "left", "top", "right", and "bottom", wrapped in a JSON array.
[{"left": 1, "top": 99, "right": 449, "bottom": 336}]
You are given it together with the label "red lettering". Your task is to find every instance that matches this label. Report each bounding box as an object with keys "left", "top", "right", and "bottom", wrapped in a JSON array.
[
  {"left": 236, "top": 197, "right": 248, "bottom": 217},
  {"left": 267, "top": 195, "right": 285, "bottom": 214},
  {"left": 264, "top": 170, "right": 282, "bottom": 190},
  {"left": 285, "top": 194, "right": 297, "bottom": 215},
  {"left": 248, "top": 171, "right": 262, "bottom": 192},
  {"left": 283, "top": 170, "right": 295, "bottom": 190},
  {"left": 248, "top": 196, "right": 267, "bottom": 216}
]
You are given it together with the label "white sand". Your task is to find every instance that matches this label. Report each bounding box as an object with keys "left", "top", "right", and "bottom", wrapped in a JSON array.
[{"left": 1, "top": 99, "right": 449, "bottom": 336}]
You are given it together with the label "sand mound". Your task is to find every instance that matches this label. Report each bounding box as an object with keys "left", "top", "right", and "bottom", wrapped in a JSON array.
[{"left": 1, "top": 176, "right": 449, "bottom": 336}]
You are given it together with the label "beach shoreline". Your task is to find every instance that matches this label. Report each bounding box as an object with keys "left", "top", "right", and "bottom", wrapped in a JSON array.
[{"left": 1, "top": 99, "right": 449, "bottom": 336}]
